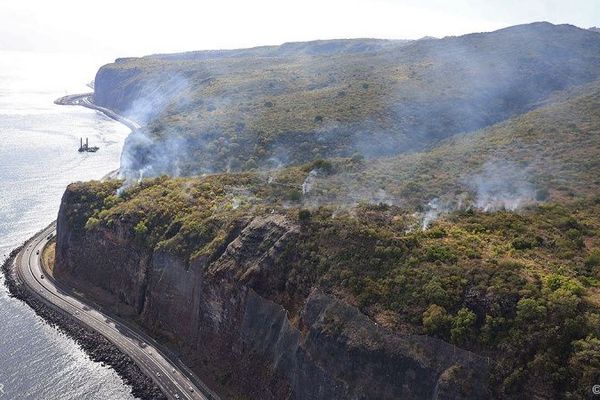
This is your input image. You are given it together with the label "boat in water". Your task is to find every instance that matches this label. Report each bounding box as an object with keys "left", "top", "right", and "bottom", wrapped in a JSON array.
[{"left": 78, "top": 137, "right": 99, "bottom": 153}]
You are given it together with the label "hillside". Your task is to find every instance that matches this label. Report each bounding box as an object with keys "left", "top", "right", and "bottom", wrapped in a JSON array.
[
  {"left": 45, "top": 20, "right": 600, "bottom": 400},
  {"left": 302, "top": 79, "right": 600, "bottom": 208},
  {"left": 56, "top": 60, "right": 600, "bottom": 398},
  {"left": 93, "top": 22, "right": 600, "bottom": 178}
]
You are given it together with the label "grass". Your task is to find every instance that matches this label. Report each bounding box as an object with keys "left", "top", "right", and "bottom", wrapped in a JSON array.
[{"left": 42, "top": 241, "right": 55, "bottom": 276}]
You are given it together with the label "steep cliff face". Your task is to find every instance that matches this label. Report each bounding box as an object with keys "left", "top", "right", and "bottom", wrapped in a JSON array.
[
  {"left": 56, "top": 188, "right": 489, "bottom": 399},
  {"left": 93, "top": 63, "right": 145, "bottom": 117}
]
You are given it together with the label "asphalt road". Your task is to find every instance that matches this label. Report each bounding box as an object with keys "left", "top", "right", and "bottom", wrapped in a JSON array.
[
  {"left": 55, "top": 93, "right": 141, "bottom": 130},
  {"left": 13, "top": 224, "right": 218, "bottom": 400}
]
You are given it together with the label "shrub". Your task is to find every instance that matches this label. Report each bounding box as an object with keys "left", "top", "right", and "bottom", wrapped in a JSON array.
[
  {"left": 451, "top": 308, "right": 476, "bottom": 345},
  {"left": 134, "top": 220, "right": 149, "bottom": 241},
  {"left": 298, "top": 209, "right": 311, "bottom": 221},
  {"left": 288, "top": 189, "right": 302, "bottom": 202},
  {"left": 425, "top": 245, "right": 458, "bottom": 263},
  {"left": 516, "top": 298, "right": 547, "bottom": 322},
  {"left": 512, "top": 237, "right": 533, "bottom": 250},
  {"left": 544, "top": 274, "right": 584, "bottom": 296},
  {"left": 535, "top": 188, "right": 550, "bottom": 201},
  {"left": 584, "top": 249, "right": 600, "bottom": 269},
  {"left": 311, "top": 159, "right": 334, "bottom": 175},
  {"left": 423, "top": 304, "right": 450, "bottom": 336},
  {"left": 568, "top": 336, "right": 600, "bottom": 398},
  {"left": 351, "top": 153, "right": 364, "bottom": 163},
  {"left": 85, "top": 217, "right": 100, "bottom": 231}
]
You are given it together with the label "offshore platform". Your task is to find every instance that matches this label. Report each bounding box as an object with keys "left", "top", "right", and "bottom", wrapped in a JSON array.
[{"left": 78, "top": 137, "right": 99, "bottom": 153}]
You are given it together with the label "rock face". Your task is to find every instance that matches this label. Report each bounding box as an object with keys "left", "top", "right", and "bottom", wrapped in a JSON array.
[{"left": 56, "top": 188, "right": 490, "bottom": 399}]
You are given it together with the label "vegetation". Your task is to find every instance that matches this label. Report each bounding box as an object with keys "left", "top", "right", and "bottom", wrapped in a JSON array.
[
  {"left": 95, "top": 22, "right": 600, "bottom": 176},
  {"left": 42, "top": 241, "right": 56, "bottom": 276},
  {"left": 69, "top": 168, "right": 600, "bottom": 398},
  {"left": 66, "top": 22, "right": 600, "bottom": 398}
]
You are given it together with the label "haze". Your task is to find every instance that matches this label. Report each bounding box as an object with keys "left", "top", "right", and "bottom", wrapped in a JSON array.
[{"left": 1, "top": 0, "right": 599, "bottom": 58}]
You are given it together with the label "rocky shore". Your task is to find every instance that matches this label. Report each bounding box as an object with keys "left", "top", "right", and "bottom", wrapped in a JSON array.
[{"left": 2, "top": 242, "right": 166, "bottom": 400}]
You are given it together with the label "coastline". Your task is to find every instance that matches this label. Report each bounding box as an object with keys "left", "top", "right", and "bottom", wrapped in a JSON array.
[
  {"left": 0, "top": 96, "right": 164, "bottom": 399},
  {"left": 2, "top": 237, "right": 166, "bottom": 400},
  {"left": 55, "top": 93, "right": 141, "bottom": 131}
]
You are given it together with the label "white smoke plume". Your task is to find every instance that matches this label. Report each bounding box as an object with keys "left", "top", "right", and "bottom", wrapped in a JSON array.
[
  {"left": 469, "top": 160, "right": 536, "bottom": 212},
  {"left": 421, "top": 198, "right": 443, "bottom": 230},
  {"left": 302, "top": 169, "right": 319, "bottom": 195}
]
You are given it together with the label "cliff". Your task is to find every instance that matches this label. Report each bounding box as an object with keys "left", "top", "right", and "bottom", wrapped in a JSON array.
[
  {"left": 58, "top": 22, "right": 600, "bottom": 399},
  {"left": 55, "top": 187, "right": 489, "bottom": 399}
]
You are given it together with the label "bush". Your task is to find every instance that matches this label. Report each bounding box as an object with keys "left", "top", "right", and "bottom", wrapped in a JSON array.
[
  {"left": 298, "top": 209, "right": 311, "bottom": 221},
  {"left": 516, "top": 298, "right": 547, "bottom": 322},
  {"left": 544, "top": 274, "right": 584, "bottom": 296},
  {"left": 85, "top": 217, "right": 100, "bottom": 231},
  {"left": 584, "top": 249, "right": 600, "bottom": 269},
  {"left": 351, "top": 153, "right": 364, "bottom": 163},
  {"left": 425, "top": 245, "right": 458, "bottom": 263},
  {"left": 535, "top": 188, "right": 550, "bottom": 201},
  {"left": 423, "top": 304, "right": 450, "bottom": 336},
  {"left": 134, "top": 220, "right": 149, "bottom": 241},
  {"left": 451, "top": 308, "right": 476, "bottom": 345},
  {"left": 288, "top": 189, "right": 302, "bottom": 202},
  {"left": 311, "top": 159, "right": 334, "bottom": 175},
  {"left": 568, "top": 336, "right": 600, "bottom": 397},
  {"left": 512, "top": 237, "right": 533, "bottom": 250}
]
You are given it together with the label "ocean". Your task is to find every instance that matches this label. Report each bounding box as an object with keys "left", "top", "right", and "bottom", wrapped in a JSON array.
[{"left": 0, "top": 50, "right": 134, "bottom": 399}]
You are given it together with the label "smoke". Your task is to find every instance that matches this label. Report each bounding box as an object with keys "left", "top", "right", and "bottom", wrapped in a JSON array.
[
  {"left": 302, "top": 169, "right": 318, "bottom": 195},
  {"left": 125, "top": 74, "right": 191, "bottom": 125},
  {"left": 421, "top": 198, "right": 443, "bottom": 230},
  {"left": 117, "top": 128, "right": 190, "bottom": 193},
  {"left": 419, "top": 195, "right": 471, "bottom": 230},
  {"left": 106, "top": 24, "right": 593, "bottom": 206},
  {"left": 468, "top": 160, "right": 536, "bottom": 212},
  {"left": 417, "top": 160, "right": 538, "bottom": 229}
]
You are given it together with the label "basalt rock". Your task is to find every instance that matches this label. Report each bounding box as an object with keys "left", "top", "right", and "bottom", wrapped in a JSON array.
[{"left": 56, "top": 188, "right": 490, "bottom": 399}]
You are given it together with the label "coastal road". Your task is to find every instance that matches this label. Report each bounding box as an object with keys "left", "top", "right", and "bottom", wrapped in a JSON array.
[
  {"left": 13, "top": 224, "right": 217, "bottom": 400},
  {"left": 55, "top": 93, "right": 141, "bottom": 130}
]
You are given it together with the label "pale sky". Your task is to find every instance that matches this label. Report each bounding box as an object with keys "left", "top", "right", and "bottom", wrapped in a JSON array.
[{"left": 1, "top": 0, "right": 598, "bottom": 58}]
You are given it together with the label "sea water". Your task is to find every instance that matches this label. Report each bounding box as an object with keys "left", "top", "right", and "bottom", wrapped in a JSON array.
[{"left": 0, "top": 50, "right": 134, "bottom": 399}]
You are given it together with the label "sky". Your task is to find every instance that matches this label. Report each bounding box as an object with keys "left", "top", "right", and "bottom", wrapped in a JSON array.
[{"left": 0, "top": 0, "right": 598, "bottom": 58}]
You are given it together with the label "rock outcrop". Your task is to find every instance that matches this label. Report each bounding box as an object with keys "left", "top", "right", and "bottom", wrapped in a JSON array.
[{"left": 55, "top": 187, "right": 490, "bottom": 399}]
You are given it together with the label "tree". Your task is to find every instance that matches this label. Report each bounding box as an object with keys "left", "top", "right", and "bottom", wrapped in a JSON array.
[
  {"left": 568, "top": 336, "right": 600, "bottom": 398},
  {"left": 423, "top": 304, "right": 450, "bottom": 337},
  {"left": 451, "top": 307, "right": 476, "bottom": 345}
]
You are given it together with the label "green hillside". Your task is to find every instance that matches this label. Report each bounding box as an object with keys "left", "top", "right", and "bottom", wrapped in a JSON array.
[
  {"left": 94, "top": 22, "right": 600, "bottom": 176},
  {"left": 59, "top": 21, "right": 600, "bottom": 399},
  {"left": 71, "top": 67, "right": 600, "bottom": 398},
  {"left": 304, "top": 79, "right": 600, "bottom": 208}
]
